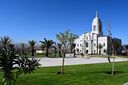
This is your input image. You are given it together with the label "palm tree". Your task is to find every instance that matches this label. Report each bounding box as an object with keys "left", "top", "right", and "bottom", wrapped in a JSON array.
[
  {"left": 40, "top": 38, "right": 54, "bottom": 57},
  {"left": 98, "top": 43, "right": 103, "bottom": 55},
  {"left": 0, "top": 36, "right": 11, "bottom": 48},
  {"left": 56, "top": 43, "right": 62, "bottom": 57},
  {"left": 29, "top": 40, "right": 36, "bottom": 56}
]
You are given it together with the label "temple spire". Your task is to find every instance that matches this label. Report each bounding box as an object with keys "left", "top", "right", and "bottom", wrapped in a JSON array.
[{"left": 96, "top": 11, "right": 98, "bottom": 17}]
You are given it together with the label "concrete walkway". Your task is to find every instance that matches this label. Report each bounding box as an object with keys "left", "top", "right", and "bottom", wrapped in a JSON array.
[{"left": 38, "top": 57, "right": 128, "bottom": 67}]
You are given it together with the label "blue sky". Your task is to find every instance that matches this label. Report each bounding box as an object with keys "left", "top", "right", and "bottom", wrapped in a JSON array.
[{"left": 0, "top": 0, "right": 128, "bottom": 44}]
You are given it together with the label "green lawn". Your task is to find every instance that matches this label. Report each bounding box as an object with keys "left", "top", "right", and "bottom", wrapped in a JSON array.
[{"left": 1, "top": 62, "right": 128, "bottom": 85}]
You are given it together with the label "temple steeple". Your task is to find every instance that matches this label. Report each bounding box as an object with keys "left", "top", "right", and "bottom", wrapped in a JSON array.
[
  {"left": 92, "top": 11, "right": 103, "bottom": 36},
  {"left": 96, "top": 11, "right": 98, "bottom": 17}
]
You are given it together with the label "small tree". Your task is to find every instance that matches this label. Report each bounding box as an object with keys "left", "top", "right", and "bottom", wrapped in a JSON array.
[
  {"left": 56, "top": 30, "right": 69, "bottom": 75},
  {"left": 0, "top": 36, "right": 40, "bottom": 85},
  {"left": 107, "top": 23, "right": 115, "bottom": 75}
]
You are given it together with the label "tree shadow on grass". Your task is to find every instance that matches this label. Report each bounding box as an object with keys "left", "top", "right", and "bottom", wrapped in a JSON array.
[
  {"left": 91, "top": 70, "right": 125, "bottom": 75},
  {"left": 102, "top": 71, "right": 125, "bottom": 75}
]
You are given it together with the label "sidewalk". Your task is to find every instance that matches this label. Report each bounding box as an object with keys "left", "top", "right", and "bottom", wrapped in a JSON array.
[{"left": 38, "top": 57, "right": 128, "bottom": 67}]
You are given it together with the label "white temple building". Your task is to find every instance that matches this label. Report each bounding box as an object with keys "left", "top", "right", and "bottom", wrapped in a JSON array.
[{"left": 74, "top": 12, "right": 122, "bottom": 55}]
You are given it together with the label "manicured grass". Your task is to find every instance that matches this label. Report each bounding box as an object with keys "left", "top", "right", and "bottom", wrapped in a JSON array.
[{"left": 1, "top": 62, "right": 128, "bottom": 85}]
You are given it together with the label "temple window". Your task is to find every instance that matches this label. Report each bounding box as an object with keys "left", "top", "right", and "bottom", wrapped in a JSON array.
[{"left": 93, "top": 25, "right": 96, "bottom": 31}]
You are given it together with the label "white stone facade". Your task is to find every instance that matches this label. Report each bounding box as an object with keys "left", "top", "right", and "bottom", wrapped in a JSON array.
[{"left": 74, "top": 12, "right": 121, "bottom": 55}]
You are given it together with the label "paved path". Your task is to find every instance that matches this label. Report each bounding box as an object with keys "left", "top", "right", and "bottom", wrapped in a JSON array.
[{"left": 38, "top": 57, "right": 128, "bottom": 67}]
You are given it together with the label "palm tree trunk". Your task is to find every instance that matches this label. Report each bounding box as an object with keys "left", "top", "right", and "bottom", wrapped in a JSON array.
[
  {"left": 46, "top": 48, "right": 49, "bottom": 57},
  {"left": 32, "top": 48, "right": 34, "bottom": 56}
]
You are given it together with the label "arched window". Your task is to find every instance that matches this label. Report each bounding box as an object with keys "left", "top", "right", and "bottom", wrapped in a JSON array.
[
  {"left": 86, "top": 42, "right": 88, "bottom": 47},
  {"left": 93, "top": 25, "right": 96, "bottom": 31}
]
